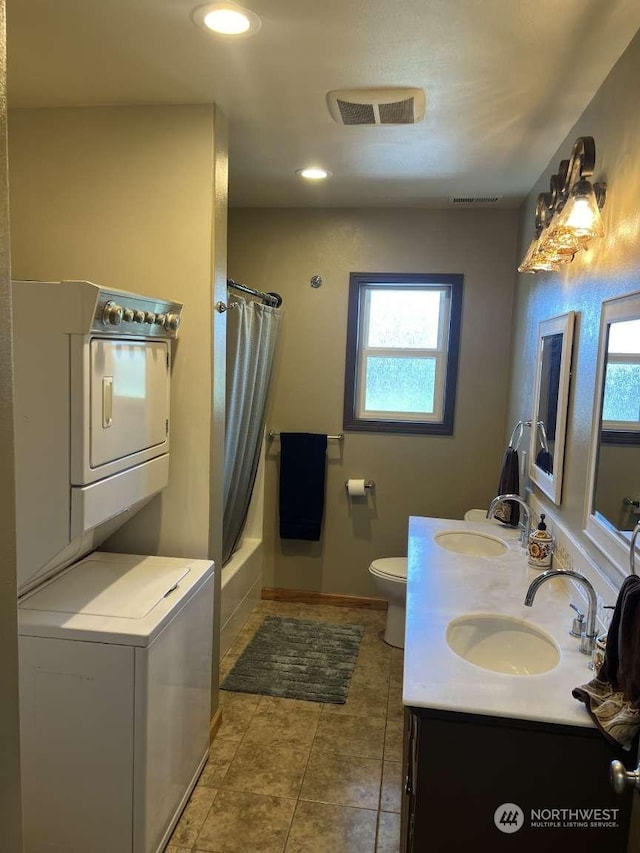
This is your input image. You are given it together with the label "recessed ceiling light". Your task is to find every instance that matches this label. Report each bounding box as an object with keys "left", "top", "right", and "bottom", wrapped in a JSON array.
[
  {"left": 296, "top": 167, "right": 333, "bottom": 181},
  {"left": 193, "top": 3, "right": 261, "bottom": 37}
]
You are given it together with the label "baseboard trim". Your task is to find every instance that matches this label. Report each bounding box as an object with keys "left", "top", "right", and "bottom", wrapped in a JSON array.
[
  {"left": 209, "top": 708, "right": 222, "bottom": 744},
  {"left": 261, "top": 587, "right": 388, "bottom": 611}
]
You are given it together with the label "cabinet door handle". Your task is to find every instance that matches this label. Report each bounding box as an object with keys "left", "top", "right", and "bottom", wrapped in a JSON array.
[
  {"left": 405, "top": 713, "right": 418, "bottom": 796},
  {"left": 611, "top": 760, "right": 640, "bottom": 794},
  {"left": 405, "top": 714, "right": 414, "bottom": 795},
  {"left": 410, "top": 717, "right": 419, "bottom": 795}
]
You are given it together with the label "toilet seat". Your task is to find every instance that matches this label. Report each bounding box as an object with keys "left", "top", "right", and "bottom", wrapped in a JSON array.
[{"left": 369, "top": 557, "right": 407, "bottom": 583}]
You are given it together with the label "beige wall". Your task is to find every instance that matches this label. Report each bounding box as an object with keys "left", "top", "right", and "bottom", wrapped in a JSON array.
[
  {"left": 0, "top": 3, "right": 23, "bottom": 848},
  {"left": 8, "top": 104, "right": 221, "bottom": 562},
  {"left": 228, "top": 207, "right": 519, "bottom": 596},
  {"left": 507, "top": 28, "right": 640, "bottom": 584}
]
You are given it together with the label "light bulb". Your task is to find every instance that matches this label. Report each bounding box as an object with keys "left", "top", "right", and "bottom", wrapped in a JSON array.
[
  {"left": 193, "top": 3, "right": 261, "bottom": 37},
  {"left": 203, "top": 8, "right": 250, "bottom": 33},
  {"left": 296, "top": 167, "right": 332, "bottom": 180},
  {"left": 548, "top": 179, "right": 604, "bottom": 243}
]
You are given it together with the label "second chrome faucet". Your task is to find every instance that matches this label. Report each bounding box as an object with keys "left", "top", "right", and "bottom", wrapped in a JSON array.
[{"left": 524, "top": 569, "right": 599, "bottom": 654}]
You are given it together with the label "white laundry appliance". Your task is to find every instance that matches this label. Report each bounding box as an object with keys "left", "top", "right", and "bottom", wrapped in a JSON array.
[{"left": 13, "top": 280, "right": 214, "bottom": 853}]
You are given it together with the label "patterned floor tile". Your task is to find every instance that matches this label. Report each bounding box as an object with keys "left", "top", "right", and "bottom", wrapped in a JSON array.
[
  {"left": 320, "top": 683, "right": 388, "bottom": 718},
  {"left": 223, "top": 741, "right": 310, "bottom": 799},
  {"left": 386, "top": 687, "right": 403, "bottom": 722},
  {"left": 217, "top": 691, "right": 260, "bottom": 741},
  {"left": 285, "top": 800, "right": 377, "bottom": 853},
  {"left": 376, "top": 811, "right": 401, "bottom": 852},
  {"left": 380, "top": 761, "right": 402, "bottom": 813},
  {"left": 383, "top": 722, "right": 403, "bottom": 762},
  {"left": 195, "top": 789, "right": 295, "bottom": 853},
  {"left": 390, "top": 650, "right": 404, "bottom": 687},
  {"left": 199, "top": 739, "right": 240, "bottom": 788},
  {"left": 169, "top": 786, "right": 217, "bottom": 847},
  {"left": 257, "top": 694, "right": 323, "bottom": 716},
  {"left": 243, "top": 705, "right": 320, "bottom": 748},
  {"left": 300, "top": 750, "right": 382, "bottom": 810},
  {"left": 313, "top": 714, "right": 385, "bottom": 759}
]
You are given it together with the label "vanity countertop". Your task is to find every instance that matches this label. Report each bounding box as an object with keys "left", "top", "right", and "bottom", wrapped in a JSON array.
[{"left": 404, "top": 515, "right": 595, "bottom": 728}]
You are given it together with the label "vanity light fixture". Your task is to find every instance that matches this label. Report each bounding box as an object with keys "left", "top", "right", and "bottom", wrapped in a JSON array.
[
  {"left": 296, "top": 167, "right": 333, "bottom": 181},
  {"left": 518, "top": 136, "right": 606, "bottom": 274},
  {"left": 192, "top": 2, "right": 261, "bottom": 37}
]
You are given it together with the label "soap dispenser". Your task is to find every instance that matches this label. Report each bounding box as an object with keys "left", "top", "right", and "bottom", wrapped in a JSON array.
[{"left": 527, "top": 513, "right": 554, "bottom": 569}]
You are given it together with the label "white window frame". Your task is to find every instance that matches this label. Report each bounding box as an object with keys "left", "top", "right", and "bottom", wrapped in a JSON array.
[
  {"left": 602, "top": 353, "right": 640, "bottom": 432},
  {"left": 342, "top": 273, "right": 463, "bottom": 435},
  {"left": 355, "top": 285, "right": 451, "bottom": 422}
]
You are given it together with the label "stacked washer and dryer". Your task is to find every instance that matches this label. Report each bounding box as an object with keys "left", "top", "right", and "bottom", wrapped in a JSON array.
[{"left": 12, "top": 280, "right": 214, "bottom": 853}]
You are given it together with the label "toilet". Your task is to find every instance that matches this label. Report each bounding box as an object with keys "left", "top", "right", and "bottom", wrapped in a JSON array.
[{"left": 368, "top": 557, "right": 407, "bottom": 648}]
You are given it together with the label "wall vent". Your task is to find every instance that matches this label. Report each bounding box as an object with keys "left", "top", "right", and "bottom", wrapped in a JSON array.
[
  {"left": 327, "top": 88, "right": 425, "bottom": 126},
  {"left": 449, "top": 196, "right": 502, "bottom": 205}
]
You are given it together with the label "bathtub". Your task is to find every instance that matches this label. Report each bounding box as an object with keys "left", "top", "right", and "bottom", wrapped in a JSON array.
[{"left": 219, "top": 537, "right": 263, "bottom": 659}]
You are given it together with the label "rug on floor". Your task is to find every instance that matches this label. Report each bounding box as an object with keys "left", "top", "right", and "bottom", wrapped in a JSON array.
[{"left": 221, "top": 615, "right": 365, "bottom": 704}]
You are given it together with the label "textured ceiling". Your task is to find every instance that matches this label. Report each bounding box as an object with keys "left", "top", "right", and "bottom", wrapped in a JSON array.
[{"left": 7, "top": 0, "right": 640, "bottom": 207}]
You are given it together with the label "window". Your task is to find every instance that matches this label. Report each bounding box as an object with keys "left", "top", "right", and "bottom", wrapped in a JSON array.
[
  {"left": 601, "top": 317, "right": 640, "bottom": 442},
  {"left": 343, "top": 273, "right": 463, "bottom": 434}
]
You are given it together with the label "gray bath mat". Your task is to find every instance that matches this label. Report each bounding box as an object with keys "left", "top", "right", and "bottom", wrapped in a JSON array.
[{"left": 221, "top": 615, "right": 365, "bottom": 704}]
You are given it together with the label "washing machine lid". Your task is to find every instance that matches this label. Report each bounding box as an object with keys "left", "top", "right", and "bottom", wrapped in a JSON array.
[
  {"left": 22, "top": 555, "right": 189, "bottom": 619},
  {"left": 370, "top": 557, "right": 407, "bottom": 580},
  {"left": 18, "top": 551, "right": 214, "bottom": 646}
]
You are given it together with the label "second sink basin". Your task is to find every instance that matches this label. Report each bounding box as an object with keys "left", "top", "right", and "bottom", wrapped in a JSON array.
[
  {"left": 446, "top": 613, "right": 560, "bottom": 675},
  {"left": 435, "top": 530, "right": 508, "bottom": 557}
]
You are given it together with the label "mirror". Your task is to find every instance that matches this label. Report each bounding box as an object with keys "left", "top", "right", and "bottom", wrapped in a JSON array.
[
  {"left": 585, "top": 291, "right": 640, "bottom": 574},
  {"left": 529, "top": 312, "right": 575, "bottom": 504}
]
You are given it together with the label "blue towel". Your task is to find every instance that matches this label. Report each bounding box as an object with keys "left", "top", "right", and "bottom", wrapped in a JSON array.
[{"left": 279, "top": 433, "right": 328, "bottom": 541}]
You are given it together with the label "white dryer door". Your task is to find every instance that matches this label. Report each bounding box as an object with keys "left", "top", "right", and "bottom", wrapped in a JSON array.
[{"left": 90, "top": 339, "right": 169, "bottom": 469}]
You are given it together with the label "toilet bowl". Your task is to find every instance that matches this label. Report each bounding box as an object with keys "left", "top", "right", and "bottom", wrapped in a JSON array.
[{"left": 368, "top": 557, "right": 407, "bottom": 648}]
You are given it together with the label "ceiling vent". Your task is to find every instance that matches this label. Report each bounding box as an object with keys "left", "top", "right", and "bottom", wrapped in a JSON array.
[
  {"left": 327, "top": 88, "right": 425, "bottom": 126},
  {"left": 449, "top": 196, "right": 502, "bottom": 206}
]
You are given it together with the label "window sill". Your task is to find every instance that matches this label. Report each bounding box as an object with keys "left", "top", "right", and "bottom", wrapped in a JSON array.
[{"left": 343, "top": 416, "right": 454, "bottom": 436}]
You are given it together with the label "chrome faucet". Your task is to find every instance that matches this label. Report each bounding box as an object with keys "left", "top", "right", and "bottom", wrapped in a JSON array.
[
  {"left": 631, "top": 520, "right": 640, "bottom": 576},
  {"left": 524, "top": 569, "right": 598, "bottom": 655},
  {"left": 487, "top": 494, "right": 531, "bottom": 546}
]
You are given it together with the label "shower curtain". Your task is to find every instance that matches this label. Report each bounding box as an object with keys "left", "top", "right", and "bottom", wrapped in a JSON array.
[{"left": 223, "top": 297, "right": 282, "bottom": 565}]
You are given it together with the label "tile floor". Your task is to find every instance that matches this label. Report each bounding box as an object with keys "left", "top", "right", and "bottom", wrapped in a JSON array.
[{"left": 167, "top": 599, "right": 404, "bottom": 853}]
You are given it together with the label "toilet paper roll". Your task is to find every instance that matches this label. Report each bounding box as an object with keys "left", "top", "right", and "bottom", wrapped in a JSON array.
[{"left": 347, "top": 479, "right": 367, "bottom": 497}]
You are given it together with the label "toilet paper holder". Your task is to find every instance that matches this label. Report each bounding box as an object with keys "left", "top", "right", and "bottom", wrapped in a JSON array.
[{"left": 344, "top": 480, "right": 375, "bottom": 491}]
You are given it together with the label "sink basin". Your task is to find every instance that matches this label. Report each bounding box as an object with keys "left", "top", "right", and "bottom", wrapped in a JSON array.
[
  {"left": 463, "top": 509, "right": 521, "bottom": 539},
  {"left": 435, "top": 530, "right": 508, "bottom": 557},
  {"left": 446, "top": 613, "right": 560, "bottom": 675},
  {"left": 464, "top": 508, "right": 494, "bottom": 523}
]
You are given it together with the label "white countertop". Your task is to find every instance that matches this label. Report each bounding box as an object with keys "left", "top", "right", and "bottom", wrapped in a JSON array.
[{"left": 404, "top": 516, "right": 596, "bottom": 728}]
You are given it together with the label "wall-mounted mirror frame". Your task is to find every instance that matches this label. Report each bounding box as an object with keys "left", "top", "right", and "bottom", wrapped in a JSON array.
[
  {"left": 584, "top": 290, "right": 640, "bottom": 575},
  {"left": 529, "top": 311, "right": 575, "bottom": 505}
]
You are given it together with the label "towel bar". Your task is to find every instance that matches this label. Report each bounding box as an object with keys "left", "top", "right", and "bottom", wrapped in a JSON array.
[
  {"left": 508, "top": 420, "right": 532, "bottom": 450},
  {"left": 268, "top": 430, "right": 344, "bottom": 441}
]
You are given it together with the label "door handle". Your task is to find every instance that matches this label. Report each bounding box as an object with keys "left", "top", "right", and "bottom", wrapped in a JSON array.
[
  {"left": 610, "top": 760, "right": 640, "bottom": 794},
  {"left": 102, "top": 376, "right": 113, "bottom": 428}
]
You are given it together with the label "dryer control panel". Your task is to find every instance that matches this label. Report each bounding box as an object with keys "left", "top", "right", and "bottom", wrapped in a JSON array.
[{"left": 90, "top": 286, "right": 182, "bottom": 338}]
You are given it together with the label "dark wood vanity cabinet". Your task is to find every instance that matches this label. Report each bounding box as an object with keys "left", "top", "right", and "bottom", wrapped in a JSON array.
[{"left": 401, "top": 706, "right": 635, "bottom": 853}]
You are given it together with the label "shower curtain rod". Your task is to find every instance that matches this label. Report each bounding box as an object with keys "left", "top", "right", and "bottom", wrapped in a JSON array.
[{"left": 227, "top": 278, "right": 283, "bottom": 307}]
